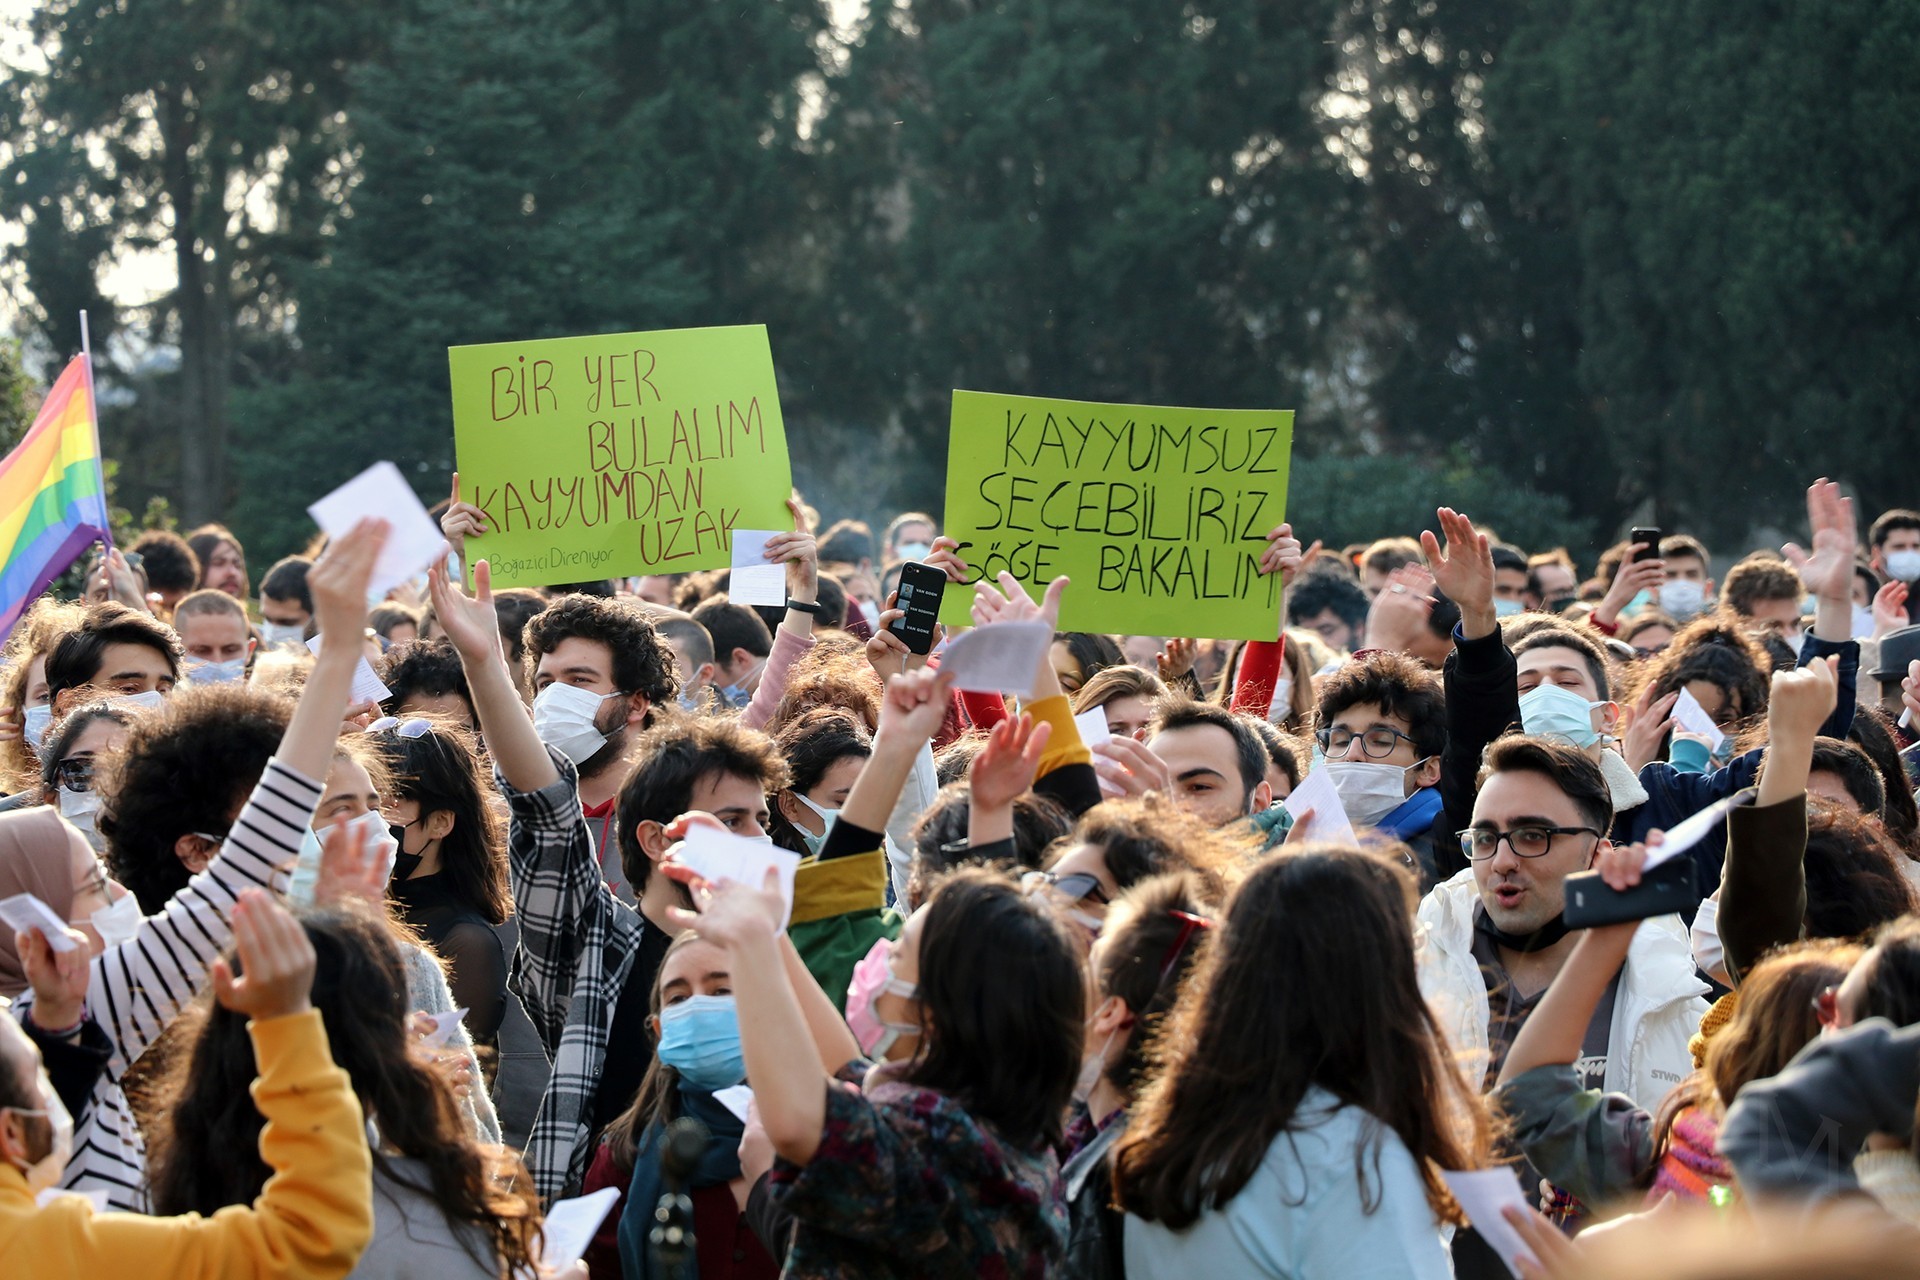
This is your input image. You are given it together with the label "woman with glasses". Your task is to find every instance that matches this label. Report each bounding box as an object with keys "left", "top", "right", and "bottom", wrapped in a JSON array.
[
  {"left": 35, "top": 701, "right": 136, "bottom": 852},
  {"left": 1025, "top": 796, "right": 1236, "bottom": 944},
  {"left": 364, "top": 715, "right": 511, "bottom": 1045}
]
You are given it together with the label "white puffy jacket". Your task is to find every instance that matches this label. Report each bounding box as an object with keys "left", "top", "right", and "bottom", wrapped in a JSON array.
[{"left": 1416, "top": 868, "right": 1709, "bottom": 1106}]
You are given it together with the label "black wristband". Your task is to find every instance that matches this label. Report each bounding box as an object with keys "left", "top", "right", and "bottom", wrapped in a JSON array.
[{"left": 785, "top": 598, "right": 821, "bottom": 615}]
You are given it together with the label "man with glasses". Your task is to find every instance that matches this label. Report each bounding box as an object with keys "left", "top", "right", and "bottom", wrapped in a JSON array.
[
  {"left": 1416, "top": 736, "right": 1707, "bottom": 1275},
  {"left": 1307, "top": 651, "right": 1449, "bottom": 886},
  {"left": 1419, "top": 735, "right": 1707, "bottom": 1112}
]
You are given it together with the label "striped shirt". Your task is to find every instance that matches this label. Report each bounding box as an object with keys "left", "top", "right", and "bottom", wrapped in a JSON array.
[
  {"left": 13, "top": 757, "right": 317, "bottom": 1210},
  {"left": 500, "top": 746, "right": 646, "bottom": 1202}
]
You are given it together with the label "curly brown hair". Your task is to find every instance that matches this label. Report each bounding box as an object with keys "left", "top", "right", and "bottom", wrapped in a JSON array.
[
  {"left": 1630, "top": 614, "right": 1773, "bottom": 729},
  {"left": 523, "top": 594, "right": 679, "bottom": 714},
  {"left": 147, "top": 905, "right": 541, "bottom": 1272},
  {"left": 0, "top": 597, "right": 86, "bottom": 791}
]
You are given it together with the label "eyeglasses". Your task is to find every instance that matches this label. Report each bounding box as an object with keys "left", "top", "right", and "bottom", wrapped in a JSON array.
[
  {"left": 1458, "top": 824, "right": 1601, "bottom": 861},
  {"left": 1020, "top": 869, "right": 1111, "bottom": 906},
  {"left": 53, "top": 757, "right": 96, "bottom": 793},
  {"left": 1157, "top": 910, "right": 1213, "bottom": 982},
  {"left": 1314, "top": 724, "right": 1417, "bottom": 759},
  {"left": 366, "top": 717, "right": 433, "bottom": 739}
]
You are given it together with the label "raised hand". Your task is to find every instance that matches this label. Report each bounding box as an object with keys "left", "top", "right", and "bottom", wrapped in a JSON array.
[
  {"left": 763, "top": 496, "right": 819, "bottom": 604},
  {"left": 1620, "top": 686, "right": 1679, "bottom": 772},
  {"left": 87, "top": 548, "right": 148, "bottom": 611},
  {"left": 308, "top": 517, "right": 391, "bottom": 640},
  {"left": 664, "top": 864, "right": 786, "bottom": 949},
  {"left": 969, "top": 714, "right": 1052, "bottom": 814},
  {"left": 971, "top": 570, "right": 1068, "bottom": 631},
  {"left": 865, "top": 597, "right": 912, "bottom": 682},
  {"left": 922, "top": 535, "right": 969, "bottom": 584},
  {"left": 1091, "top": 737, "right": 1172, "bottom": 799},
  {"left": 1594, "top": 549, "right": 1666, "bottom": 630},
  {"left": 427, "top": 551, "right": 503, "bottom": 666},
  {"left": 211, "top": 889, "right": 317, "bottom": 1022},
  {"left": 877, "top": 667, "right": 956, "bottom": 746},
  {"left": 1767, "top": 654, "right": 1839, "bottom": 743},
  {"left": 440, "top": 472, "right": 489, "bottom": 567},
  {"left": 1156, "top": 637, "right": 1197, "bottom": 683},
  {"left": 1422, "top": 508, "right": 1493, "bottom": 636},
  {"left": 1873, "top": 580, "right": 1909, "bottom": 640},
  {"left": 1782, "top": 477, "right": 1856, "bottom": 603},
  {"left": 1257, "top": 523, "right": 1321, "bottom": 588},
  {"left": 1364, "top": 564, "right": 1437, "bottom": 655},
  {"left": 20, "top": 925, "right": 92, "bottom": 1031},
  {"left": 313, "top": 813, "right": 385, "bottom": 906}
]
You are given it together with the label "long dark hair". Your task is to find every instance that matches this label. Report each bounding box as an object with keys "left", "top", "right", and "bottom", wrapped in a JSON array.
[
  {"left": 1113, "top": 846, "right": 1492, "bottom": 1230},
  {"left": 765, "top": 707, "right": 871, "bottom": 855},
  {"left": 906, "top": 867, "right": 1085, "bottom": 1151},
  {"left": 147, "top": 905, "right": 539, "bottom": 1272},
  {"left": 371, "top": 718, "right": 510, "bottom": 924},
  {"left": 601, "top": 930, "right": 707, "bottom": 1172},
  {"left": 1094, "top": 873, "right": 1214, "bottom": 1097}
]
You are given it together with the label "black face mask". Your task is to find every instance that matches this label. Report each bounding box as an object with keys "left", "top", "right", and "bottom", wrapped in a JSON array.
[
  {"left": 1474, "top": 901, "right": 1572, "bottom": 954},
  {"left": 389, "top": 822, "right": 423, "bottom": 883},
  {"left": 1547, "top": 595, "right": 1579, "bottom": 615}
]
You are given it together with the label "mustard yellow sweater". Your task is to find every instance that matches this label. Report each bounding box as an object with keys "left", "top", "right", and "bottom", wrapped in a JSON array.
[{"left": 0, "top": 1009, "right": 372, "bottom": 1278}]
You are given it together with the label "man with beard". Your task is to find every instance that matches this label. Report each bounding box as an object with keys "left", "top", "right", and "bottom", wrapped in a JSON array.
[{"left": 523, "top": 593, "right": 681, "bottom": 902}]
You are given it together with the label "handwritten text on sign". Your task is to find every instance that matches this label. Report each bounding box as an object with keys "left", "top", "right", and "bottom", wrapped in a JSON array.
[
  {"left": 448, "top": 325, "right": 793, "bottom": 587},
  {"left": 939, "top": 391, "right": 1294, "bottom": 640}
]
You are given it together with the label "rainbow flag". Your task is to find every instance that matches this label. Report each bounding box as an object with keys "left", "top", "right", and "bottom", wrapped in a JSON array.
[{"left": 0, "top": 354, "right": 111, "bottom": 641}]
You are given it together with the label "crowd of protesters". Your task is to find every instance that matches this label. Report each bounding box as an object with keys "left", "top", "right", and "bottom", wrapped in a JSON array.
[{"left": 0, "top": 472, "right": 1919, "bottom": 1279}]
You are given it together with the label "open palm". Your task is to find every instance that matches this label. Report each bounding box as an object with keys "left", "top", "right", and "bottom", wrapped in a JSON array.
[
  {"left": 1783, "top": 478, "right": 1855, "bottom": 601},
  {"left": 428, "top": 555, "right": 502, "bottom": 664}
]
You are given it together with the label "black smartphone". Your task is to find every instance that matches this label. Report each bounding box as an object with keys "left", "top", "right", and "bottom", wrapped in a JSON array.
[
  {"left": 889, "top": 562, "right": 948, "bottom": 655},
  {"left": 1630, "top": 527, "right": 1663, "bottom": 563},
  {"left": 1561, "top": 854, "right": 1696, "bottom": 928}
]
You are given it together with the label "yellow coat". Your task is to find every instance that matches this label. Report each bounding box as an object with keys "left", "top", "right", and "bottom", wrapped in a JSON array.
[{"left": 0, "top": 1009, "right": 372, "bottom": 1278}]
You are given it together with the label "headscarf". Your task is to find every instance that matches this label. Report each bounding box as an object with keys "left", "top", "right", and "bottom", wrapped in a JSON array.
[{"left": 0, "top": 806, "right": 92, "bottom": 996}]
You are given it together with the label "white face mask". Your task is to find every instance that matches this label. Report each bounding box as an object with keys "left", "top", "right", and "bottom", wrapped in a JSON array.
[
  {"left": 858, "top": 599, "right": 882, "bottom": 629},
  {"left": 258, "top": 621, "right": 306, "bottom": 648},
  {"left": 1268, "top": 676, "right": 1294, "bottom": 723},
  {"left": 109, "top": 690, "right": 165, "bottom": 714},
  {"left": 532, "top": 683, "right": 622, "bottom": 765},
  {"left": 286, "top": 810, "right": 401, "bottom": 909},
  {"left": 895, "top": 541, "right": 933, "bottom": 563},
  {"left": 1657, "top": 580, "right": 1708, "bottom": 620},
  {"left": 1324, "top": 759, "right": 1423, "bottom": 827},
  {"left": 5, "top": 1069, "right": 73, "bottom": 1193},
  {"left": 90, "top": 888, "right": 142, "bottom": 949},
  {"left": 1852, "top": 604, "right": 1877, "bottom": 640},
  {"left": 1885, "top": 550, "right": 1920, "bottom": 583},
  {"left": 58, "top": 786, "right": 104, "bottom": 853},
  {"left": 22, "top": 705, "right": 52, "bottom": 750},
  {"left": 1779, "top": 627, "right": 1805, "bottom": 654},
  {"left": 184, "top": 656, "right": 247, "bottom": 684}
]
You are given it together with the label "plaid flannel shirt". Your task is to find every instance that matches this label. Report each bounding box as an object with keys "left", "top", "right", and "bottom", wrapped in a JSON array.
[{"left": 500, "top": 745, "right": 646, "bottom": 1202}]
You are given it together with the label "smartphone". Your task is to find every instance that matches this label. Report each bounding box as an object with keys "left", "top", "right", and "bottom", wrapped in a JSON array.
[
  {"left": 1630, "top": 527, "right": 1663, "bottom": 563},
  {"left": 889, "top": 562, "right": 948, "bottom": 656},
  {"left": 1561, "top": 855, "right": 1696, "bottom": 928}
]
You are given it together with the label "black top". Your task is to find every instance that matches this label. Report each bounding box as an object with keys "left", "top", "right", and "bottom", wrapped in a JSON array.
[
  {"left": 390, "top": 871, "right": 509, "bottom": 1043},
  {"left": 591, "top": 914, "right": 675, "bottom": 1137}
]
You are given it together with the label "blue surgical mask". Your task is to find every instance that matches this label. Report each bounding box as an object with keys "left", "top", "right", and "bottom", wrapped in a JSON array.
[
  {"left": 1493, "top": 598, "right": 1524, "bottom": 618},
  {"left": 59, "top": 785, "right": 105, "bottom": 853},
  {"left": 111, "top": 690, "right": 166, "bottom": 714},
  {"left": 895, "top": 541, "right": 933, "bottom": 563},
  {"left": 1886, "top": 550, "right": 1920, "bottom": 583},
  {"left": 185, "top": 656, "right": 247, "bottom": 684},
  {"left": 1852, "top": 603, "right": 1876, "bottom": 640},
  {"left": 657, "top": 993, "right": 746, "bottom": 1091},
  {"left": 22, "top": 704, "right": 52, "bottom": 750},
  {"left": 792, "top": 791, "right": 839, "bottom": 857},
  {"left": 1519, "top": 682, "right": 1606, "bottom": 749}
]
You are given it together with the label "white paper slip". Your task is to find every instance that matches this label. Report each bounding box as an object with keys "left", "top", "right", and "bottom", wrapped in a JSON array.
[
  {"left": 307, "top": 461, "right": 447, "bottom": 600},
  {"left": 1074, "top": 706, "right": 1112, "bottom": 749},
  {"left": 1640, "top": 794, "right": 1743, "bottom": 872},
  {"left": 729, "top": 529, "right": 788, "bottom": 608},
  {"left": 1441, "top": 1168, "right": 1533, "bottom": 1279},
  {"left": 713, "top": 1084, "right": 755, "bottom": 1125},
  {"left": 420, "top": 1008, "right": 468, "bottom": 1049},
  {"left": 1282, "top": 767, "right": 1358, "bottom": 846},
  {"left": 0, "top": 894, "right": 79, "bottom": 951},
  {"left": 1670, "top": 687, "right": 1727, "bottom": 751},
  {"left": 676, "top": 825, "right": 802, "bottom": 927},
  {"left": 935, "top": 620, "right": 1052, "bottom": 695},
  {"left": 539, "top": 1186, "right": 622, "bottom": 1270},
  {"left": 306, "top": 634, "right": 393, "bottom": 706}
]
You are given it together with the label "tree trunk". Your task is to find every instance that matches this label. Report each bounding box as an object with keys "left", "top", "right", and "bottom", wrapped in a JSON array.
[{"left": 157, "top": 86, "right": 231, "bottom": 527}]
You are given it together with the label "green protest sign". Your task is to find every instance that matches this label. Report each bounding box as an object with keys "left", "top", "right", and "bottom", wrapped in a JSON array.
[
  {"left": 938, "top": 390, "right": 1294, "bottom": 640},
  {"left": 449, "top": 324, "right": 793, "bottom": 588}
]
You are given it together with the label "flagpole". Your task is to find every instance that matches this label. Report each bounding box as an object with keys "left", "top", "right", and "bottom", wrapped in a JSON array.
[{"left": 78, "top": 310, "right": 113, "bottom": 554}]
